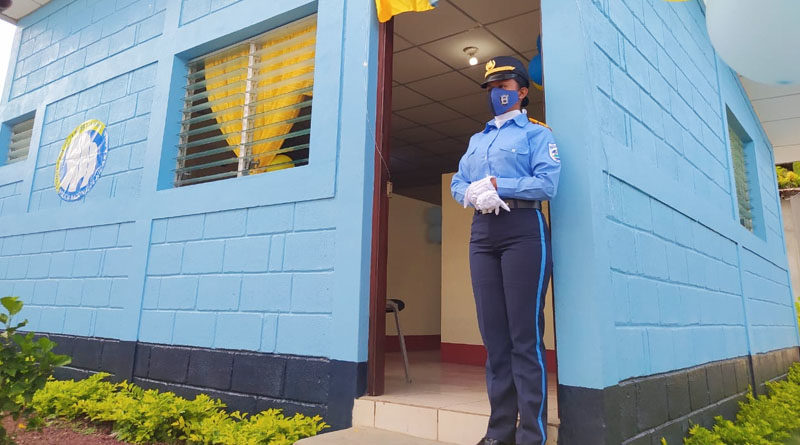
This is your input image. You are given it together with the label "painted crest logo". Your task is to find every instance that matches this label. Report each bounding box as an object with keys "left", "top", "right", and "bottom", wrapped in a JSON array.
[
  {"left": 500, "top": 94, "right": 510, "bottom": 105},
  {"left": 548, "top": 143, "right": 560, "bottom": 162},
  {"left": 54, "top": 119, "right": 108, "bottom": 201}
]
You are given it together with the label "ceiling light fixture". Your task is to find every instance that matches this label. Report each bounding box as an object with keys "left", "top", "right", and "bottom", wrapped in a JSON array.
[{"left": 463, "top": 46, "right": 479, "bottom": 66}]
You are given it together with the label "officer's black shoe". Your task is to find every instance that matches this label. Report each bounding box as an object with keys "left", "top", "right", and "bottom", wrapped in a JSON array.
[{"left": 475, "top": 438, "right": 514, "bottom": 445}]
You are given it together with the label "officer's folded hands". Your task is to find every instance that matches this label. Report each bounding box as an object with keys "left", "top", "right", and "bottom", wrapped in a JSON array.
[
  {"left": 463, "top": 175, "right": 510, "bottom": 215},
  {"left": 476, "top": 190, "right": 510, "bottom": 215}
]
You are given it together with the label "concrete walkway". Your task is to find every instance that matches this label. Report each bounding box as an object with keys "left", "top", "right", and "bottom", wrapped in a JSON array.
[{"left": 296, "top": 427, "right": 450, "bottom": 444}]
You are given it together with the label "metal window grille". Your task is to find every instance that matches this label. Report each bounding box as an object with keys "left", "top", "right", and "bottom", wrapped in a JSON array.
[
  {"left": 7, "top": 118, "right": 34, "bottom": 164},
  {"left": 728, "top": 121, "right": 753, "bottom": 231},
  {"left": 175, "top": 15, "right": 316, "bottom": 187}
]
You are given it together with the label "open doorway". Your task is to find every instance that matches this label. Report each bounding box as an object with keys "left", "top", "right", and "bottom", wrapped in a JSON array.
[{"left": 362, "top": 1, "right": 558, "bottom": 442}]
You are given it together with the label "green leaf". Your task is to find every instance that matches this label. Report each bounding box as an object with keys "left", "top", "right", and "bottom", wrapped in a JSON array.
[
  {"left": 0, "top": 296, "right": 23, "bottom": 316},
  {"left": 52, "top": 354, "right": 71, "bottom": 367},
  {"left": 36, "top": 337, "right": 55, "bottom": 353}
]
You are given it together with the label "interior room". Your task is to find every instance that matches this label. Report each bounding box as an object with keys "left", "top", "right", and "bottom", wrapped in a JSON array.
[{"left": 358, "top": 0, "right": 559, "bottom": 441}]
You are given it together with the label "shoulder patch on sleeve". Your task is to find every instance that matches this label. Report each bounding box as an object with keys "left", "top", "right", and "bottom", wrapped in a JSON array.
[
  {"left": 528, "top": 117, "right": 551, "bottom": 130},
  {"left": 548, "top": 142, "right": 560, "bottom": 162}
]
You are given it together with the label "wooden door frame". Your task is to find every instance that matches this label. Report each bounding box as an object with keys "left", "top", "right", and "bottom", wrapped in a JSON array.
[{"left": 367, "top": 18, "right": 393, "bottom": 396}]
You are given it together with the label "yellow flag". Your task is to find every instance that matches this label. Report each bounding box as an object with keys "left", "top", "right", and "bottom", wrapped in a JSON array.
[{"left": 376, "top": 0, "right": 436, "bottom": 23}]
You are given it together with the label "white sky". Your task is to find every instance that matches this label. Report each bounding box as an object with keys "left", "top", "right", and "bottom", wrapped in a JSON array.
[{"left": 0, "top": 20, "right": 18, "bottom": 99}]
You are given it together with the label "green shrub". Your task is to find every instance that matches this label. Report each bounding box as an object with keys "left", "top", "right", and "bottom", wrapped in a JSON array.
[
  {"left": 776, "top": 163, "right": 800, "bottom": 189},
  {"left": 666, "top": 362, "right": 800, "bottom": 445},
  {"left": 795, "top": 297, "right": 800, "bottom": 335},
  {"left": 31, "top": 373, "right": 329, "bottom": 444},
  {"left": 0, "top": 296, "right": 71, "bottom": 445}
]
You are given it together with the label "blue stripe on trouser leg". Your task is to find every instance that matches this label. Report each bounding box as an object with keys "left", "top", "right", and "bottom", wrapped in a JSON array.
[
  {"left": 469, "top": 209, "right": 552, "bottom": 445},
  {"left": 535, "top": 210, "right": 547, "bottom": 445}
]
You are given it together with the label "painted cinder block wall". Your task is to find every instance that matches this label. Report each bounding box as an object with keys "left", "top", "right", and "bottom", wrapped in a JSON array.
[
  {"left": 0, "top": 0, "right": 379, "bottom": 429},
  {"left": 543, "top": 0, "right": 800, "bottom": 443},
  {"left": 4, "top": 0, "right": 800, "bottom": 442}
]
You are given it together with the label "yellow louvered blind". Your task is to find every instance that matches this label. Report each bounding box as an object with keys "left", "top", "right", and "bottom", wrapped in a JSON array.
[{"left": 175, "top": 15, "right": 316, "bottom": 187}]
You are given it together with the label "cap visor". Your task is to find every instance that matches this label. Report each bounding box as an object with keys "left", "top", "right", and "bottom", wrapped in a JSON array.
[{"left": 481, "top": 72, "right": 517, "bottom": 88}]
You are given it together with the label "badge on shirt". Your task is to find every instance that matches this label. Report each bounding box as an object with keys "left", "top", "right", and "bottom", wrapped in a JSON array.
[{"left": 549, "top": 143, "right": 560, "bottom": 162}]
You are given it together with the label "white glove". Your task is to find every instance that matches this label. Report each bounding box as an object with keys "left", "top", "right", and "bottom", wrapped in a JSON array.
[
  {"left": 476, "top": 189, "right": 511, "bottom": 215},
  {"left": 463, "top": 176, "right": 496, "bottom": 208}
]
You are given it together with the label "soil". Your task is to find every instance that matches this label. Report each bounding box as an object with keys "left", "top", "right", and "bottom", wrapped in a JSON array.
[{"left": 1, "top": 416, "right": 130, "bottom": 445}]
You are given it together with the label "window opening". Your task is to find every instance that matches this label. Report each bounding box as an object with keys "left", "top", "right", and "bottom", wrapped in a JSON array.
[
  {"left": 6, "top": 117, "right": 34, "bottom": 164},
  {"left": 727, "top": 108, "right": 756, "bottom": 232},
  {"left": 175, "top": 14, "right": 316, "bottom": 187}
]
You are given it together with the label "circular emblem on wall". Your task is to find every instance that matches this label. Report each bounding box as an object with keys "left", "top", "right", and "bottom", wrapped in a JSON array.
[{"left": 54, "top": 119, "right": 108, "bottom": 201}]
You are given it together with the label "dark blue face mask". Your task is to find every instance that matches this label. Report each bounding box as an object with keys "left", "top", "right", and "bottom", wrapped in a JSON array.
[{"left": 488, "top": 87, "right": 520, "bottom": 116}]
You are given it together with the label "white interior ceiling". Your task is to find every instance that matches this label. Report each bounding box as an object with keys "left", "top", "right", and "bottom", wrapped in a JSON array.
[
  {"left": 740, "top": 77, "right": 800, "bottom": 165},
  {"left": 390, "top": 0, "right": 543, "bottom": 202},
  {"left": 0, "top": 0, "right": 49, "bottom": 24}
]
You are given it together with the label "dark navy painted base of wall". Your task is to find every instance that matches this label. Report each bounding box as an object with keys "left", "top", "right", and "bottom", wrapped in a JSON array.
[
  {"left": 48, "top": 334, "right": 136, "bottom": 383},
  {"left": 557, "top": 347, "right": 800, "bottom": 445},
  {"left": 43, "top": 334, "right": 366, "bottom": 430}
]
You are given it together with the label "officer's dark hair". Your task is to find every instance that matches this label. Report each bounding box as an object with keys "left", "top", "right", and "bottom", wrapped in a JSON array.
[{"left": 510, "top": 78, "right": 530, "bottom": 108}]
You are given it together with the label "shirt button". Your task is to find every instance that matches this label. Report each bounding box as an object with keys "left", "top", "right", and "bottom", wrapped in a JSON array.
[{"left": 512, "top": 148, "right": 516, "bottom": 153}]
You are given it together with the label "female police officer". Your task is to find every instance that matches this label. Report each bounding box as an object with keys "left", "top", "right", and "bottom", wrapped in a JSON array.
[{"left": 451, "top": 56, "right": 560, "bottom": 445}]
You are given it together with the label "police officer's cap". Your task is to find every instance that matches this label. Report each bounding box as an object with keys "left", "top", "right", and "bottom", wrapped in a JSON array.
[{"left": 481, "top": 56, "right": 530, "bottom": 89}]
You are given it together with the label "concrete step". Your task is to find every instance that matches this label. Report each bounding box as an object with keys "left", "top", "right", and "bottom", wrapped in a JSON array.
[
  {"left": 297, "top": 425, "right": 559, "bottom": 445},
  {"left": 296, "top": 427, "right": 447, "bottom": 444},
  {"left": 351, "top": 398, "right": 558, "bottom": 445}
]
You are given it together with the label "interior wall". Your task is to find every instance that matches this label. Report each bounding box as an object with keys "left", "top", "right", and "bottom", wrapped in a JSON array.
[
  {"left": 440, "top": 173, "right": 555, "bottom": 349},
  {"left": 385, "top": 194, "right": 442, "bottom": 336},
  {"left": 394, "top": 183, "right": 442, "bottom": 205},
  {"left": 441, "top": 173, "right": 483, "bottom": 346},
  {"left": 782, "top": 195, "right": 800, "bottom": 297}
]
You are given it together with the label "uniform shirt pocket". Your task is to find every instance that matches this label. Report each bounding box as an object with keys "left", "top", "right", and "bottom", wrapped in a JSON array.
[
  {"left": 497, "top": 144, "right": 530, "bottom": 155},
  {"left": 497, "top": 134, "right": 531, "bottom": 155},
  {"left": 493, "top": 137, "right": 532, "bottom": 176}
]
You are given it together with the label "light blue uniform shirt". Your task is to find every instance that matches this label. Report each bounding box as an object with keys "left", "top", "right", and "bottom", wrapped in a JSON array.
[{"left": 451, "top": 112, "right": 561, "bottom": 205}]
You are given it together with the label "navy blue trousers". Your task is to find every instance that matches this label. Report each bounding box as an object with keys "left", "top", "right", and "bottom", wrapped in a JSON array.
[{"left": 469, "top": 208, "right": 552, "bottom": 445}]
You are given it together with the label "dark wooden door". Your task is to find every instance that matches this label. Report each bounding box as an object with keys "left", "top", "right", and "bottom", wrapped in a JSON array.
[{"left": 367, "top": 19, "right": 393, "bottom": 396}]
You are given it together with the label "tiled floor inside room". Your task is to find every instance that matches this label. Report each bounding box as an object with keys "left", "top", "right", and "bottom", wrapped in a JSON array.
[{"left": 353, "top": 351, "right": 559, "bottom": 445}]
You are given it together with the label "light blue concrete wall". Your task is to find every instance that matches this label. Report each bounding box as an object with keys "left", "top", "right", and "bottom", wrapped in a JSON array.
[
  {"left": 179, "top": 0, "right": 245, "bottom": 26},
  {"left": 0, "top": 222, "right": 136, "bottom": 338},
  {"left": 140, "top": 204, "right": 336, "bottom": 356},
  {"left": 544, "top": 0, "right": 798, "bottom": 390},
  {"left": 0, "top": 181, "right": 23, "bottom": 215},
  {"left": 0, "top": 0, "right": 378, "bottom": 364},
  {"left": 8, "top": 0, "right": 166, "bottom": 100}
]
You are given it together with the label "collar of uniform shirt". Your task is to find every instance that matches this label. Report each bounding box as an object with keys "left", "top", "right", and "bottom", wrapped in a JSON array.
[{"left": 485, "top": 110, "right": 527, "bottom": 132}]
